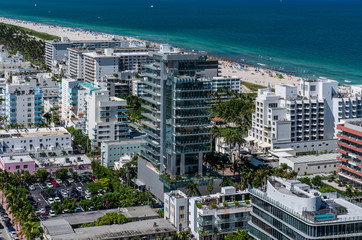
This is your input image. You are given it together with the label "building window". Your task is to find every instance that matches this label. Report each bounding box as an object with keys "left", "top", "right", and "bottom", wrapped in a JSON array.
[
  {"left": 16, "top": 166, "right": 20, "bottom": 169},
  {"left": 24, "top": 165, "right": 28, "bottom": 169}
]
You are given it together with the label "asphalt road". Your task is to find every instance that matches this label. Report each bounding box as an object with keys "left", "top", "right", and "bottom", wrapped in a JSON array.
[{"left": 0, "top": 217, "right": 11, "bottom": 240}]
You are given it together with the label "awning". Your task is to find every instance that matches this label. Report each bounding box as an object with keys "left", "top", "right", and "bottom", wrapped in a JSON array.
[
  {"left": 133, "top": 178, "right": 146, "bottom": 186},
  {"left": 259, "top": 143, "right": 271, "bottom": 148},
  {"left": 244, "top": 136, "right": 255, "bottom": 142}
]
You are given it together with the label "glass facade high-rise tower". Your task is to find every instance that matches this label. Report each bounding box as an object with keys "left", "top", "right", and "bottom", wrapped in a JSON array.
[{"left": 140, "top": 44, "right": 218, "bottom": 178}]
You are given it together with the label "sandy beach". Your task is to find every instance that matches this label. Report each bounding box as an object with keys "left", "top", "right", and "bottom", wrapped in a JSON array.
[{"left": 0, "top": 17, "right": 304, "bottom": 89}]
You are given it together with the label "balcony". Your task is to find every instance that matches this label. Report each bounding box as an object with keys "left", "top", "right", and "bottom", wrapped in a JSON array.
[
  {"left": 197, "top": 218, "right": 214, "bottom": 226},
  {"left": 176, "top": 139, "right": 211, "bottom": 145},
  {"left": 175, "top": 113, "right": 211, "bottom": 119},
  {"left": 175, "top": 130, "right": 210, "bottom": 136},
  {"left": 142, "top": 72, "right": 161, "bottom": 79},
  {"left": 175, "top": 121, "right": 210, "bottom": 128},
  {"left": 337, "top": 164, "right": 362, "bottom": 177},
  {"left": 174, "top": 105, "right": 211, "bottom": 110}
]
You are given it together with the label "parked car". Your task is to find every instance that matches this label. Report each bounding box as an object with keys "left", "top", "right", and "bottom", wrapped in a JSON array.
[
  {"left": 47, "top": 183, "right": 53, "bottom": 188},
  {"left": 49, "top": 210, "right": 56, "bottom": 216},
  {"left": 75, "top": 207, "right": 82, "bottom": 212},
  {"left": 56, "top": 179, "right": 63, "bottom": 184},
  {"left": 42, "top": 212, "right": 49, "bottom": 217},
  {"left": 54, "top": 197, "right": 61, "bottom": 202},
  {"left": 62, "top": 192, "right": 68, "bottom": 198},
  {"left": 68, "top": 178, "right": 74, "bottom": 183},
  {"left": 85, "top": 195, "right": 91, "bottom": 200},
  {"left": 64, "top": 180, "right": 71, "bottom": 186},
  {"left": 29, "top": 185, "right": 36, "bottom": 191},
  {"left": 48, "top": 198, "right": 55, "bottom": 204},
  {"left": 77, "top": 186, "right": 82, "bottom": 192}
]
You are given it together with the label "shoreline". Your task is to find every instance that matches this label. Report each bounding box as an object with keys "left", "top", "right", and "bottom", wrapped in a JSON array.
[{"left": 0, "top": 16, "right": 305, "bottom": 89}]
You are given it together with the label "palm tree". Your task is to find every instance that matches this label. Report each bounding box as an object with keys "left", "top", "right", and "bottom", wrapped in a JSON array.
[
  {"left": 198, "top": 228, "right": 206, "bottom": 240},
  {"left": 213, "top": 228, "right": 219, "bottom": 240},
  {"left": 172, "top": 231, "right": 190, "bottom": 240},
  {"left": 220, "top": 176, "right": 233, "bottom": 187},
  {"left": 185, "top": 180, "right": 200, "bottom": 196},
  {"left": 233, "top": 131, "right": 246, "bottom": 162}
]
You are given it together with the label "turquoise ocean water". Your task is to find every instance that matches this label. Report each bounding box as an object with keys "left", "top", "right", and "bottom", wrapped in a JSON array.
[{"left": 0, "top": 0, "right": 361, "bottom": 83}]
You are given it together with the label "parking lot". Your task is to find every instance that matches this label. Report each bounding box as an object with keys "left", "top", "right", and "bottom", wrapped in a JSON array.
[{"left": 31, "top": 180, "right": 88, "bottom": 210}]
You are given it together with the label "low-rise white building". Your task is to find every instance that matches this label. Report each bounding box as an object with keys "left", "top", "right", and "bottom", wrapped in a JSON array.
[
  {"left": 0, "top": 127, "right": 72, "bottom": 157},
  {"left": 164, "top": 187, "right": 251, "bottom": 240},
  {"left": 211, "top": 76, "right": 241, "bottom": 93},
  {"left": 279, "top": 153, "right": 339, "bottom": 175},
  {"left": 100, "top": 139, "right": 145, "bottom": 168},
  {"left": 85, "top": 89, "right": 130, "bottom": 146},
  {"left": 164, "top": 190, "right": 188, "bottom": 232}
]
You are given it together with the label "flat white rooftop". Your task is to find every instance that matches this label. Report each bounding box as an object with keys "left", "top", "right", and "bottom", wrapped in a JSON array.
[
  {"left": 283, "top": 153, "right": 339, "bottom": 164},
  {"left": 0, "top": 127, "right": 69, "bottom": 139},
  {"left": 35, "top": 155, "right": 91, "bottom": 168},
  {"left": 103, "top": 139, "right": 146, "bottom": 146},
  {"left": 1, "top": 155, "right": 34, "bottom": 163}
]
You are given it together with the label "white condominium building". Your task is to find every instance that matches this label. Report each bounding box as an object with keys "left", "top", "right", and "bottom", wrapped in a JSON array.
[
  {"left": 211, "top": 76, "right": 241, "bottom": 93},
  {"left": 3, "top": 82, "right": 43, "bottom": 126},
  {"left": 0, "top": 127, "right": 72, "bottom": 157},
  {"left": 45, "top": 37, "right": 129, "bottom": 69},
  {"left": 248, "top": 79, "right": 362, "bottom": 153},
  {"left": 67, "top": 47, "right": 153, "bottom": 80},
  {"left": 82, "top": 48, "right": 150, "bottom": 82},
  {"left": 164, "top": 186, "right": 251, "bottom": 240},
  {"left": 84, "top": 89, "right": 130, "bottom": 146},
  {"left": 60, "top": 78, "right": 90, "bottom": 127}
]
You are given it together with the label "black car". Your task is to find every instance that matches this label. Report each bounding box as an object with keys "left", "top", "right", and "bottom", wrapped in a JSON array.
[
  {"left": 0, "top": 223, "right": 4, "bottom": 229},
  {"left": 64, "top": 180, "right": 71, "bottom": 186},
  {"left": 4, "top": 220, "right": 11, "bottom": 227}
]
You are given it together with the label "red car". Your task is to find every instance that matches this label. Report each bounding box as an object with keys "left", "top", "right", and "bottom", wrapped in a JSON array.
[
  {"left": 42, "top": 212, "right": 49, "bottom": 217},
  {"left": 52, "top": 183, "right": 60, "bottom": 187},
  {"left": 51, "top": 180, "right": 57, "bottom": 183}
]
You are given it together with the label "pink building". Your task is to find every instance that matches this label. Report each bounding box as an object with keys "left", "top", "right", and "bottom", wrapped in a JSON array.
[{"left": 0, "top": 155, "right": 36, "bottom": 174}]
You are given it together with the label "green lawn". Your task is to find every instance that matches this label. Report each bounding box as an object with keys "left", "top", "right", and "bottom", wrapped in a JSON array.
[
  {"left": 242, "top": 82, "right": 266, "bottom": 91},
  {"left": 0, "top": 22, "right": 60, "bottom": 40}
]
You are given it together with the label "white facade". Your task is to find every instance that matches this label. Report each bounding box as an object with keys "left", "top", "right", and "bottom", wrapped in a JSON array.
[
  {"left": 248, "top": 79, "right": 362, "bottom": 153},
  {"left": 164, "top": 190, "right": 189, "bottom": 232},
  {"left": 45, "top": 38, "right": 129, "bottom": 69},
  {"left": 60, "top": 79, "right": 89, "bottom": 127},
  {"left": 0, "top": 127, "right": 72, "bottom": 157},
  {"left": 279, "top": 153, "right": 339, "bottom": 175},
  {"left": 4, "top": 82, "right": 43, "bottom": 125},
  {"left": 100, "top": 139, "right": 145, "bottom": 168},
  {"left": 189, "top": 187, "right": 251, "bottom": 240},
  {"left": 82, "top": 49, "right": 149, "bottom": 82},
  {"left": 84, "top": 90, "right": 130, "bottom": 146},
  {"left": 211, "top": 76, "right": 241, "bottom": 93},
  {"left": 164, "top": 187, "right": 251, "bottom": 240}
]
